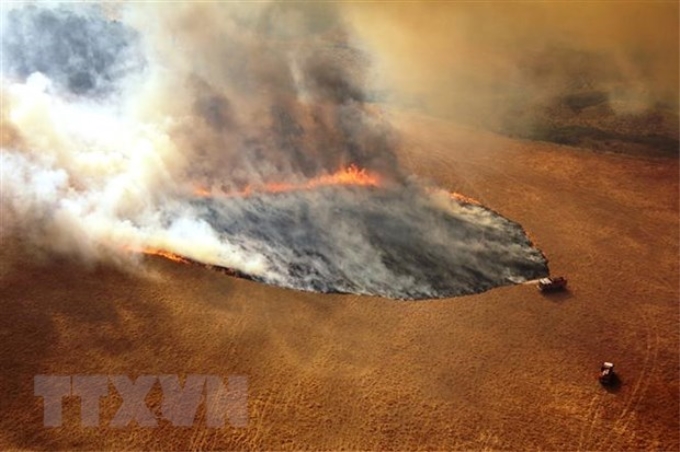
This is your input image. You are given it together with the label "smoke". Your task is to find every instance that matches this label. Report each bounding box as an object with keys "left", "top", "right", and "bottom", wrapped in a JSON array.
[
  {"left": 2, "top": 4, "right": 143, "bottom": 96},
  {"left": 346, "top": 2, "right": 679, "bottom": 152},
  {"left": 1, "top": 2, "right": 547, "bottom": 299},
  {"left": 120, "top": 2, "right": 401, "bottom": 186}
]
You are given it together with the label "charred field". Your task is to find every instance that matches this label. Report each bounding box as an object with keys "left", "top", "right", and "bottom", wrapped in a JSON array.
[{"left": 188, "top": 184, "right": 548, "bottom": 300}]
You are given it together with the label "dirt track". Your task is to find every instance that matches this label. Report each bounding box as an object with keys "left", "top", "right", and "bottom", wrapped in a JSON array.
[{"left": 1, "top": 112, "right": 678, "bottom": 450}]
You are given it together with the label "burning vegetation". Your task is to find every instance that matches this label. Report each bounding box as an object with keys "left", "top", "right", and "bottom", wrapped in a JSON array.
[{"left": 193, "top": 165, "right": 381, "bottom": 199}]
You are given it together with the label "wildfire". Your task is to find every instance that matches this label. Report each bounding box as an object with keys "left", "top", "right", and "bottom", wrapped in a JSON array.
[
  {"left": 313, "top": 165, "right": 380, "bottom": 187},
  {"left": 124, "top": 245, "right": 190, "bottom": 264},
  {"left": 193, "top": 164, "right": 381, "bottom": 199},
  {"left": 450, "top": 192, "right": 481, "bottom": 205},
  {"left": 193, "top": 187, "right": 212, "bottom": 197},
  {"left": 124, "top": 244, "right": 252, "bottom": 280}
]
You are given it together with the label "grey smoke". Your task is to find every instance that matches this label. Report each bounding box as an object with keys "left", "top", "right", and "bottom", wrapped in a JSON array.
[{"left": 1, "top": 4, "right": 144, "bottom": 97}]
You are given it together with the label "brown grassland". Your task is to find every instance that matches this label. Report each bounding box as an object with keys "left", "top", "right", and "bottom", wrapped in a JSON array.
[{"left": 1, "top": 111, "right": 678, "bottom": 450}]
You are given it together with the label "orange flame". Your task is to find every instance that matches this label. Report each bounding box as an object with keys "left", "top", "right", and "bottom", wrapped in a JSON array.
[
  {"left": 124, "top": 245, "right": 248, "bottom": 279},
  {"left": 193, "top": 187, "right": 212, "bottom": 197},
  {"left": 193, "top": 164, "right": 381, "bottom": 199},
  {"left": 449, "top": 192, "right": 481, "bottom": 205},
  {"left": 124, "top": 245, "right": 190, "bottom": 264}
]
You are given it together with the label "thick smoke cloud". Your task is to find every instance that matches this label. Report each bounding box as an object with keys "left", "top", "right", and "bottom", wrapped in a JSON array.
[
  {"left": 1, "top": 3, "right": 547, "bottom": 299},
  {"left": 120, "top": 2, "right": 401, "bottom": 188},
  {"left": 1, "top": 4, "right": 143, "bottom": 96}
]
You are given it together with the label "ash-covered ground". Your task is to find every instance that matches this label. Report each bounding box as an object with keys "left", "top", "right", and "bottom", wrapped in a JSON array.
[{"left": 189, "top": 185, "right": 547, "bottom": 300}]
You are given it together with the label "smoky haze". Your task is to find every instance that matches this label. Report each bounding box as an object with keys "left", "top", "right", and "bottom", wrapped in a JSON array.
[
  {"left": 347, "top": 2, "right": 679, "bottom": 154},
  {"left": 0, "top": 3, "right": 550, "bottom": 299}
]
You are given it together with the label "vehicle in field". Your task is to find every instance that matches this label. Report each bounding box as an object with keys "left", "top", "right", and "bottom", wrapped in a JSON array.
[
  {"left": 599, "top": 362, "right": 616, "bottom": 385},
  {"left": 537, "top": 276, "right": 568, "bottom": 292}
]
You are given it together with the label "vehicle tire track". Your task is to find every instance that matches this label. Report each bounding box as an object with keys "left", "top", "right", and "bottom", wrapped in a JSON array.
[
  {"left": 603, "top": 306, "right": 660, "bottom": 451},
  {"left": 577, "top": 391, "right": 604, "bottom": 452}
]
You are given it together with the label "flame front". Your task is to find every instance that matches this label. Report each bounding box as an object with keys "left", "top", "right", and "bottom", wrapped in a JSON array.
[
  {"left": 125, "top": 246, "right": 190, "bottom": 264},
  {"left": 193, "top": 164, "right": 381, "bottom": 199},
  {"left": 313, "top": 165, "right": 380, "bottom": 187},
  {"left": 450, "top": 192, "right": 481, "bottom": 205}
]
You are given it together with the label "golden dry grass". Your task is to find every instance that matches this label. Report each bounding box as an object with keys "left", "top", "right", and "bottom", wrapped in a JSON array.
[{"left": 1, "top": 113, "right": 678, "bottom": 450}]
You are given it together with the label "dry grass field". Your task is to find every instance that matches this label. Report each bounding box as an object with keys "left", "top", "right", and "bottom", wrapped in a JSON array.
[{"left": 1, "top": 112, "right": 678, "bottom": 450}]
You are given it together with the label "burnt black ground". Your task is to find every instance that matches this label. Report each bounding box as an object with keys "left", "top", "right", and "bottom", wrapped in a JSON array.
[{"left": 190, "top": 184, "right": 548, "bottom": 300}]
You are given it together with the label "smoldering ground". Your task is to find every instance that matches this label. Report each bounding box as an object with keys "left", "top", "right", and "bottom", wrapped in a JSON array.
[{"left": 1, "top": 3, "right": 547, "bottom": 300}]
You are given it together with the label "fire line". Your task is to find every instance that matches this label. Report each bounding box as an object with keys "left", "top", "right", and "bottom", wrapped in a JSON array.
[{"left": 192, "top": 164, "right": 381, "bottom": 199}]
